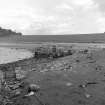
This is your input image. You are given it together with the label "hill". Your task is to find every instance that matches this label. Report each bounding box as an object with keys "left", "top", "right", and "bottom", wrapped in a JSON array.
[
  {"left": 16, "top": 33, "right": 105, "bottom": 43},
  {"left": 0, "top": 33, "right": 105, "bottom": 43},
  {"left": 0, "top": 27, "right": 22, "bottom": 37}
]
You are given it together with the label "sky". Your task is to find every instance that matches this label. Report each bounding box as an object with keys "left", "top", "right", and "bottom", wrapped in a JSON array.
[{"left": 0, "top": 0, "right": 105, "bottom": 35}]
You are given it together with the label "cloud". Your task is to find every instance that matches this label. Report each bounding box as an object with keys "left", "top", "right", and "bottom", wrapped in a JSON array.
[
  {"left": 38, "top": 0, "right": 104, "bottom": 34},
  {"left": 0, "top": 0, "right": 104, "bottom": 34},
  {"left": 55, "top": 3, "right": 74, "bottom": 11},
  {"left": 23, "top": 0, "right": 105, "bottom": 34},
  {"left": 96, "top": 16, "right": 105, "bottom": 32},
  {"left": 93, "top": 0, "right": 105, "bottom": 12},
  {"left": 72, "top": 0, "right": 94, "bottom": 6}
]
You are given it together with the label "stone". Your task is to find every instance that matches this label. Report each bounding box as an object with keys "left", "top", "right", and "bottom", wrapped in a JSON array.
[
  {"left": 85, "top": 93, "right": 91, "bottom": 98},
  {"left": 15, "top": 67, "right": 27, "bottom": 80},
  {"left": 66, "top": 82, "right": 73, "bottom": 86},
  {"left": 25, "top": 91, "right": 34, "bottom": 96},
  {"left": 0, "top": 70, "right": 4, "bottom": 90}
]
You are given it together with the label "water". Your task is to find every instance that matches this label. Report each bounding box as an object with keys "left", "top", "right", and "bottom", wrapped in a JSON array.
[{"left": 0, "top": 47, "right": 33, "bottom": 64}]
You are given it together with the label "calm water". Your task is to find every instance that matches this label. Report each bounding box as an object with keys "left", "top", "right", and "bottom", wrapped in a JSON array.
[{"left": 0, "top": 47, "right": 33, "bottom": 64}]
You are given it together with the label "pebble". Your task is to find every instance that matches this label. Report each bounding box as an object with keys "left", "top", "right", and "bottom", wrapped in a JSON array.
[
  {"left": 66, "top": 82, "right": 73, "bottom": 86},
  {"left": 85, "top": 93, "right": 91, "bottom": 98}
]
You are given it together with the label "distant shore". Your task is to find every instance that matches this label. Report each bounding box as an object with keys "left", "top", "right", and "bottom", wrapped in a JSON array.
[{"left": 0, "top": 42, "right": 105, "bottom": 49}]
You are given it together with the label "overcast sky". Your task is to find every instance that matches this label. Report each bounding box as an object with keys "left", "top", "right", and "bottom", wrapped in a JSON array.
[{"left": 0, "top": 0, "right": 105, "bottom": 35}]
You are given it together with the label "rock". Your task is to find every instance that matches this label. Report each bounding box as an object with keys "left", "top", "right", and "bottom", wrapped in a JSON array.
[
  {"left": 0, "top": 70, "right": 4, "bottom": 80},
  {"left": 24, "top": 84, "right": 40, "bottom": 95},
  {"left": 66, "top": 82, "right": 73, "bottom": 86},
  {"left": 0, "top": 70, "right": 4, "bottom": 88},
  {"left": 4, "top": 70, "right": 16, "bottom": 82},
  {"left": 9, "top": 89, "right": 21, "bottom": 98},
  {"left": 25, "top": 91, "right": 34, "bottom": 96},
  {"left": 15, "top": 67, "right": 27, "bottom": 80},
  {"left": 14, "top": 89, "right": 21, "bottom": 96},
  {"left": 40, "top": 69, "right": 49, "bottom": 73},
  {"left": 24, "top": 84, "right": 40, "bottom": 97},
  {"left": 8, "top": 83, "right": 20, "bottom": 90},
  {"left": 85, "top": 93, "right": 91, "bottom": 98},
  {"left": 29, "top": 84, "right": 40, "bottom": 91}
]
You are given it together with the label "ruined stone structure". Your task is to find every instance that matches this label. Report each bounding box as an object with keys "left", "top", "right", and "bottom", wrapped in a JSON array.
[{"left": 34, "top": 45, "right": 73, "bottom": 58}]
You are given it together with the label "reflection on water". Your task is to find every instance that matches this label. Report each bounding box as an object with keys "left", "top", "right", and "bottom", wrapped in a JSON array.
[{"left": 0, "top": 47, "right": 33, "bottom": 64}]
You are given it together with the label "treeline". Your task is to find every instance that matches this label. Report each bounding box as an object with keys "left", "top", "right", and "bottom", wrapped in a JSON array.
[{"left": 0, "top": 27, "right": 22, "bottom": 36}]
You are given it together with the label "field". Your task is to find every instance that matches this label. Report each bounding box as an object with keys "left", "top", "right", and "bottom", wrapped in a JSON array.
[{"left": 0, "top": 34, "right": 105, "bottom": 105}]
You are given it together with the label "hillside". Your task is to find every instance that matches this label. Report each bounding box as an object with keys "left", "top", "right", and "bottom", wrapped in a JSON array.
[
  {"left": 0, "top": 33, "right": 105, "bottom": 43},
  {"left": 0, "top": 33, "right": 105, "bottom": 45},
  {"left": 0, "top": 27, "right": 22, "bottom": 37},
  {"left": 20, "top": 33, "right": 105, "bottom": 43}
]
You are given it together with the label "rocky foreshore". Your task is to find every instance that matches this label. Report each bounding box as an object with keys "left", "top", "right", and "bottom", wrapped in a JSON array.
[{"left": 0, "top": 45, "right": 105, "bottom": 105}]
